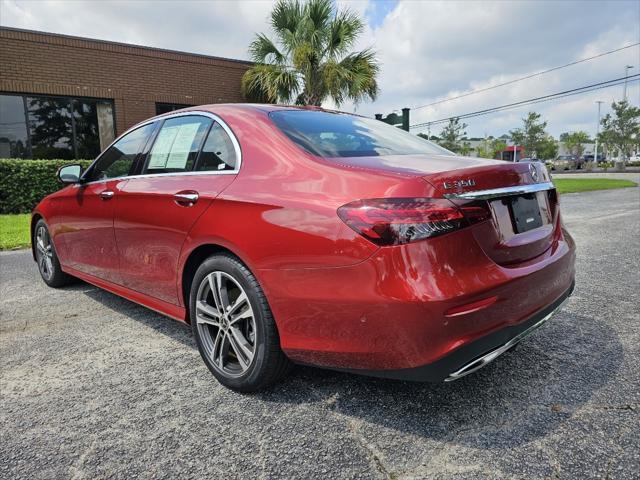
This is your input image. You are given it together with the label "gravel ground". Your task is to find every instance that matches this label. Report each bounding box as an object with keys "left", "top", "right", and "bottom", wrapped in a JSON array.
[{"left": 1, "top": 187, "right": 639, "bottom": 480}]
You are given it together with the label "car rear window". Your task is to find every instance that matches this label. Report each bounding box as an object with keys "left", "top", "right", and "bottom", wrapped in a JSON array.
[{"left": 270, "top": 110, "right": 453, "bottom": 158}]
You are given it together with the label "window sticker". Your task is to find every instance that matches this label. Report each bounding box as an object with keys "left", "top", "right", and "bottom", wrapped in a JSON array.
[
  {"left": 148, "top": 125, "right": 179, "bottom": 169},
  {"left": 147, "top": 121, "right": 200, "bottom": 170},
  {"left": 166, "top": 122, "right": 200, "bottom": 169}
]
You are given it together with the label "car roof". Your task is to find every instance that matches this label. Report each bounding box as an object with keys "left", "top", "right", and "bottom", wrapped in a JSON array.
[
  {"left": 125, "top": 103, "right": 356, "bottom": 136},
  {"left": 184, "top": 103, "right": 337, "bottom": 114}
]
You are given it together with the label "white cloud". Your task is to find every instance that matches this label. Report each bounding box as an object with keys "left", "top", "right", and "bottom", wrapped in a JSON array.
[
  {"left": 0, "top": 0, "right": 273, "bottom": 59},
  {"left": 352, "top": 0, "right": 640, "bottom": 137},
  {"left": 1, "top": 0, "right": 638, "bottom": 137}
]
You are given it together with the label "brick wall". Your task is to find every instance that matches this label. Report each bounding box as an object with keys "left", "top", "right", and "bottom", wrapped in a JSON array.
[{"left": 0, "top": 27, "right": 251, "bottom": 134}]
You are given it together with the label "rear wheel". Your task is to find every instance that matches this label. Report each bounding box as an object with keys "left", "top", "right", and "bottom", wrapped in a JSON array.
[
  {"left": 190, "top": 254, "right": 291, "bottom": 392},
  {"left": 34, "top": 219, "right": 73, "bottom": 288}
]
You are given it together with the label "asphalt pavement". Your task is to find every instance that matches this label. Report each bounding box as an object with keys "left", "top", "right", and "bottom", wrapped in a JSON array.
[{"left": 1, "top": 187, "right": 639, "bottom": 479}]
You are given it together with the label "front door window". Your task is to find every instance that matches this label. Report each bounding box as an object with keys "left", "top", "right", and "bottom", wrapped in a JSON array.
[{"left": 85, "top": 123, "right": 155, "bottom": 181}]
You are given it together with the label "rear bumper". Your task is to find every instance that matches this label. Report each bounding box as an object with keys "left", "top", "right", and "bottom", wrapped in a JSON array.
[
  {"left": 341, "top": 280, "right": 574, "bottom": 382},
  {"left": 260, "top": 223, "right": 576, "bottom": 371}
]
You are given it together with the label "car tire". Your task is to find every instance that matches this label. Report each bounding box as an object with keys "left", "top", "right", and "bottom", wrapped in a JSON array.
[
  {"left": 33, "top": 219, "right": 74, "bottom": 288},
  {"left": 189, "top": 254, "right": 292, "bottom": 392}
]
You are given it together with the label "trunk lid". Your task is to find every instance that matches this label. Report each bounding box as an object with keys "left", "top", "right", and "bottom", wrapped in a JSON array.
[
  {"left": 421, "top": 159, "right": 557, "bottom": 266},
  {"left": 327, "top": 153, "right": 558, "bottom": 266}
]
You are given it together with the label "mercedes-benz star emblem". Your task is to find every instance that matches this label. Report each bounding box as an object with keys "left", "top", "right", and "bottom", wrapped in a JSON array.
[{"left": 529, "top": 163, "right": 539, "bottom": 182}]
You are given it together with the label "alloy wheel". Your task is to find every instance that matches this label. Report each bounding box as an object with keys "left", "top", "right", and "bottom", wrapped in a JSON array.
[
  {"left": 195, "top": 271, "right": 257, "bottom": 377},
  {"left": 35, "top": 226, "right": 54, "bottom": 281}
]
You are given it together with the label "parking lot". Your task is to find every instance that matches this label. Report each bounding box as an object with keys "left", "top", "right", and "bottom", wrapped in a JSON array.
[{"left": 1, "top": 186, "right": 638, "bottom": 479}]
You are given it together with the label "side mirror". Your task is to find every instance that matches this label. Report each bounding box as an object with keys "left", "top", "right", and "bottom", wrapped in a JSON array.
[{"left": 57, "top": 164, "right": 83, "bottom": 184}]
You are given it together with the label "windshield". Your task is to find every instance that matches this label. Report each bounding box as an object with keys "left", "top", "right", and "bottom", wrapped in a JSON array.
[{"left": 270, "top": 110, "right": 453, "bottom": 158}]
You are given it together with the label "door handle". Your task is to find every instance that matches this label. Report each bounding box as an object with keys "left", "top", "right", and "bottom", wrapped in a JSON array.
[
  {"left": 174, "top": 191, "right": 199, "bottom": 206},
  {"left": 100, "top": 190, "right": 115, "bottom": 200}
]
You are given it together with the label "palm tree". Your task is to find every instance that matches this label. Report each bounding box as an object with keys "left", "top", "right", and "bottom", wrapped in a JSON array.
[{"left": 242, "top": 0, "right": 379, "bottom": 107}]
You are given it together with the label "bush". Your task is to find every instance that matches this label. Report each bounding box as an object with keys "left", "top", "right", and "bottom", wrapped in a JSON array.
[
  {"left": 600, "top": 161, "right": 613, "bottom": 172},
  {"left": 0, "top": 159, "right": 93, "bottom": 214}
]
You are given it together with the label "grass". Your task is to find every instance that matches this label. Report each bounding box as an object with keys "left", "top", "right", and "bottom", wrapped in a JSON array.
[
  {"left": 553, "top": 178, "right": 637, "bottom": 194},
  {"left": 0, "top": 177, "right": 636, "bottom": 250},
  {"left": 0, "top": 214, "right": 31, "bottom": 250}
]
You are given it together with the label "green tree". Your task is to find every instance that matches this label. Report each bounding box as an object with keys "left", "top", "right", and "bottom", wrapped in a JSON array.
[
  {"left": 437, "top": 118, "right": 468, "bottom": 153},
  {"left": 475, "top": 138, "right": 507, "bottom": 159},
  {"left": 476, "top": 138, "right": 507, "bottom": 158},
  {"left": 563, "top": 131, "right": 591, "bottom": 158},
  {"left": 242, "top": 0, "right": 379, "bottom": 106},
  {"left": 537, "top": 135, "right": 558, "bottom": 160},
  {"left": 598, "top": 100, "right": 640, "bottom": 160},
  {"left": 459, "top": 141, "right": 472, "bottom": 156},
  {"left": 509, "top": 112, "right": 550, "bottom": 158}
]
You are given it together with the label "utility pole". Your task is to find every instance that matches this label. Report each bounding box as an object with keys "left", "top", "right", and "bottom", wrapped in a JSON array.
[
  {"left": 623, "top": 65, "right": 634, "bottom": 101},
  {"left": 594, "top": 100, "right": 603, "bottom": 166},
  {"left": 401, "top": 108, "right": 410, "bottom": 132}
]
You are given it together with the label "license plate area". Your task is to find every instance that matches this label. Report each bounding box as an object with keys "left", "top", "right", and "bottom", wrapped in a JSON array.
[{"left": 509, "top": 194, "right": 543, "bottom": 233}]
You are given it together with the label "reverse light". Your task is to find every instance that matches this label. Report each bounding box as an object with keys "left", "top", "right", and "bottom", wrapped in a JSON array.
[{"left": 337, "top": 198, "right": 490, "bottom": 246}]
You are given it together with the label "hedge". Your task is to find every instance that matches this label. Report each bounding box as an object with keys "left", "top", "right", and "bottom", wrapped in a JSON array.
[{"left": 0, "top": 159, "right": 93, "bottom": 214}]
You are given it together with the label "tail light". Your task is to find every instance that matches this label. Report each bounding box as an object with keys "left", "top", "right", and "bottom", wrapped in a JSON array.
[
  {"left": 337, "top": 198, "right": 490, "bottom": 246},
  {"left": 547, "top": 187, "right": 559, "bottom": 216}
]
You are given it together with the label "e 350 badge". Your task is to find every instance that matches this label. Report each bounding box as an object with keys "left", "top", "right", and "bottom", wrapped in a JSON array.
[{"left": 443, "top": 179, "right": 476, "bottom": 190}]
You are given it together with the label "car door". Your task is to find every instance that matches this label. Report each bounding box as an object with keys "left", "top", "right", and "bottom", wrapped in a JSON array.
[
  {"left": 57, "top": 123, "right": 156, "bottom": 284},
  {"left": 114, "top": 113, "right": 239, "bottom": 304}
]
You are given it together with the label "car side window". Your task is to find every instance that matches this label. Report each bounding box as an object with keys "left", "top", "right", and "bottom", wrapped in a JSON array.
[
  {"left": 195, "top": 122, "right": 237, "bottom": 171},
  {"left": 143, "top": 116, "right": 211, "bottom": 174},
  {"left": 87, "top": 123, "right": 154, "bottom": 181}
]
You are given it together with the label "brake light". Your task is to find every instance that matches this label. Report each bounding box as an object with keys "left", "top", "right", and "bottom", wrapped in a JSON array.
[
  {"left": 337, "top": 198, "right": 490, "bottom": 246},
  {"left": 547, "top": 188, "right": 559, "bottom": 216}
]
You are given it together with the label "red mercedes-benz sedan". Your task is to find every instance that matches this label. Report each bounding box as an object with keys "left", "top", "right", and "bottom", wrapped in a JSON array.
[{"left": 32, "top": 104, "right": 575, "bottom": 391}]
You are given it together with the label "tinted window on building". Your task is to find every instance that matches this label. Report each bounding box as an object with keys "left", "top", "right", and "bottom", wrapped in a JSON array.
[
  {"left": 73, "top": 99, "right": 115, "bottom": 159},
  {"left": 27, "top": 96, "right": 74, "bottom": 159},
  {"left": 196, "top": 123, "right": 237, "bottom": 171},
  {"left": 0, "top": 94, "right": 115, "bottom": 160},
  {"left": 0, "top": 95, "right": 29, "bottom": 158},
  {"left": 156, "top": 103, "right": 194, "bottom": 115},
  {"left": 73, "top": 99, "right": 100, "bottom": 159}
]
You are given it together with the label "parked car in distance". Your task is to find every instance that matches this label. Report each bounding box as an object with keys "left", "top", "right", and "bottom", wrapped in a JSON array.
[
  {"left": 517, "top": 157, "right": 544, "bottom": 163},
  {"left": 32, "top": 105, "right": 576, "bottom": 392},
  {"left": 581, "top": 154, "right": 606, "bottom": 164},
  {"left": 551, "top": 154, "right": 579, "bottom": 170}
]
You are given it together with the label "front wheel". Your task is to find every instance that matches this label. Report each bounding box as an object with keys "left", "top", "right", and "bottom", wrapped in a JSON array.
[
  {"left": 33, "top": 219, "right": 73, "bottom": 288},
  {"left": 190, "top": 254, "right": 291, "bottom": 392}
]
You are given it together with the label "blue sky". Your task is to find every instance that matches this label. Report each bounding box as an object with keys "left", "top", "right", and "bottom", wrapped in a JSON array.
[
  {"left": 2, "top": 0, "right": 639, "bottom": 138},
  {"left": 364, "top": 0, "right": 398, "bottom": 29}
]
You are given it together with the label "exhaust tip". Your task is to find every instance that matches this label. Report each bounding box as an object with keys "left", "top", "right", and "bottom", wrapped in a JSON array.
[{"left": 444, "top": 300, "right": 567, "bottom": 382}]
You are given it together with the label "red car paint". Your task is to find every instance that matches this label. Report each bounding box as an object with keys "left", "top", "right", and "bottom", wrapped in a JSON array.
[{"left": 32, "top": 104, "right": 575, "bottom": 380}]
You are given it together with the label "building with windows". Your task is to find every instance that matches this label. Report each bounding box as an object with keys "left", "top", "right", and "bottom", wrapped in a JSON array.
[{"left": 0, "top": 27, "right": 251, "bottom": 160}]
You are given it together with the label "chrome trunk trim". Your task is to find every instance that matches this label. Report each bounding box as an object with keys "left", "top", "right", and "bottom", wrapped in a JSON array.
[
  {"left": 444, "top": 294, "right": 570, "bottom": 382},
  {"left": 443, "top": 181, "right": 555, "bottom": 200}
]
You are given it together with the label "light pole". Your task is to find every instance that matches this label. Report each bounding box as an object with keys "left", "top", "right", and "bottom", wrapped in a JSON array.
[
  {"left": 623, "top": 65, "right": 634, "bottom": 101},
  {"left": 594, "top": 100, "right": 603, "bottom": 166}
]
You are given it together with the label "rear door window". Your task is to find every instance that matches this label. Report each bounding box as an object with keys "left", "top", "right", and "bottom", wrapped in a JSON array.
[
  {"left": 143, "top": 116, "right": 211, "bottom": 174},
  {"left": 195, "top": 123, "right": 237, "bottom": 171}
]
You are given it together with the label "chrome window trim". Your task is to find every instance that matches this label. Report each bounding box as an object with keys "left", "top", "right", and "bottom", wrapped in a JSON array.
[
  {"left": 78, "top": 110, "right": 241, "bottom": 186},
  {"left": 443, "top": 181, "right": 555, "bottom": 200}
]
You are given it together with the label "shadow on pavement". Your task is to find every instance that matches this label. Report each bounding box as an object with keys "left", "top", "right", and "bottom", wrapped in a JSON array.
[{"left": 80, "top": 282, "right": 622, "bottom": 450}]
